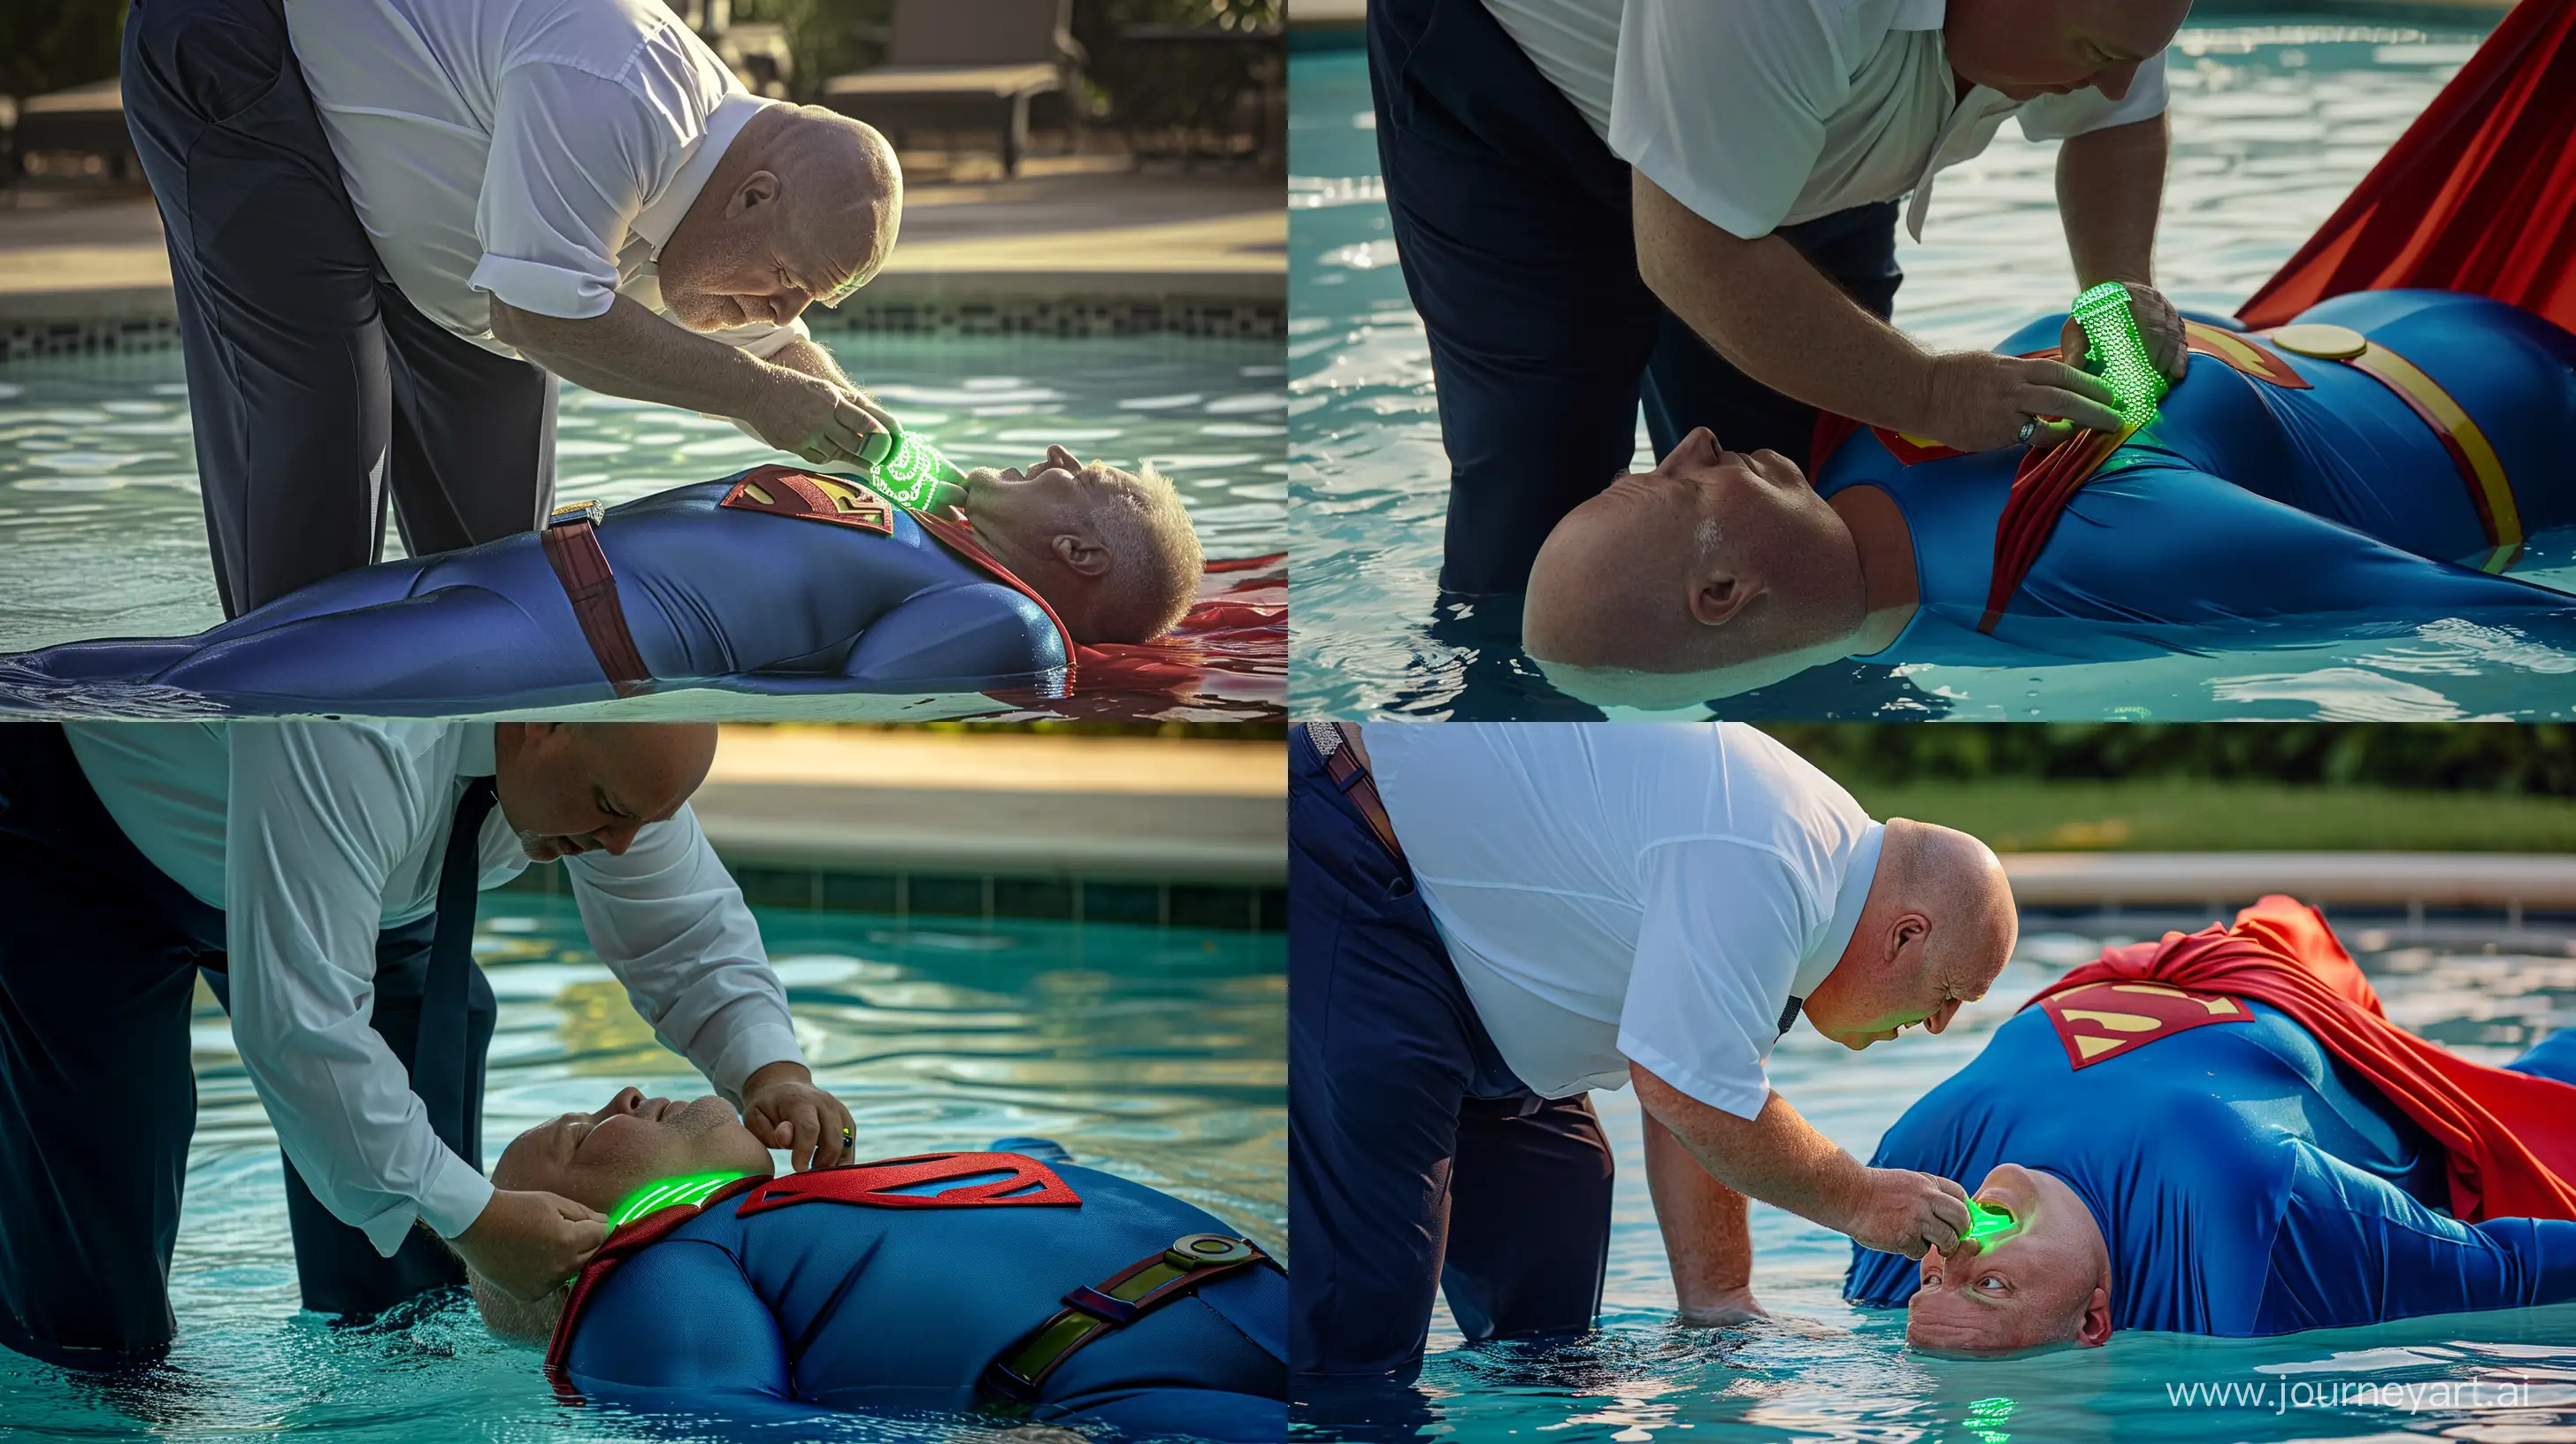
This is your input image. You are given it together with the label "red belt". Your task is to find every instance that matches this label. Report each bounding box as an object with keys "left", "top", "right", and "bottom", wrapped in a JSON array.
[
  {"left": 540, "top": 502, "right": 652, "bottom": 697},
  {"left": 1308, "top": 721, "right": 1404, "bottom": 863}
]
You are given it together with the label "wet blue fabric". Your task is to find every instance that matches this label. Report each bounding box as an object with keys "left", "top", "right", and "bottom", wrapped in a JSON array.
[
  {"left": 1844, "top": 1001, "right": 2576, "bottom": 1336},
  {"left": 1814, "top": 291, "right": 2576, "bottom": 668},
  {"left": 1287, "top": 726, "right": 1613, "bottom": 1377},
  {"left": 559, "top": 1162, "right": 1284, "bottom": 1440},
  {"left": 3, "top": 478, "right": 1068, "bottom": 710}
]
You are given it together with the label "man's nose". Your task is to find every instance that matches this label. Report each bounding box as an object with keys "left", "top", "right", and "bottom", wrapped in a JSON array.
[
  {"left": 594, "top": 825, "right": 640, "bottom": 856},
  {"left": 597, "top": 1087, "right": 645, "bottom": 1119},
  {"left": 1046, "top": 445, "right": 1078, "bottom": 471},
  {"left": 771, "top": 290, "right": 809, "bottom": 326},
  {"left": 2093, "top": 60, "right": 2139, "bottom": 99}
]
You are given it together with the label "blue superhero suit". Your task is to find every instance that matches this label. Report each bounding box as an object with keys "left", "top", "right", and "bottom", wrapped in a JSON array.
[
  {"left": 1813, "top": 291, "right": 2576, "bottom": 667},
  {"left": 1844, "top": 1003, "right": 2576, "bottom": 1336},
  {"left": 1, "top": 473, "right": 1068, "bottom": 712},
  {"left": 559, "top": 1158, "right": 1285, "bottom": 1440}
]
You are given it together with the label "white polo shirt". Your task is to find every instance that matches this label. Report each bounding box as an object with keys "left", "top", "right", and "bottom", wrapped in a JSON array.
[
  {"left": 286, "top": 0, "right": 811, "bottom": 359},
  {"left": 1483, "top": 0, "right": 2169, "bottom": 240},
  {"left": 1363, "top": 722, "right": 1883, "bottom": 1118},
  {"left": 64, "top": 720, "right": 803, "bottom": 1256}
]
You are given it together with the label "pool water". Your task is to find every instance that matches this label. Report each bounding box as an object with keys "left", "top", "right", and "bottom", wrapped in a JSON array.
[
  {"left": 0, "top": 333, "right": 1287, "bottom": 719},
  {"left": 1299, "top": 912, "right": 2576, "bottom": 1444},
  {"left": 1287, "top": 17, "right": 2576, "bottom": 721},
  {"left": 0, "top": 894, "right": 1285, "bottom": 1444}
]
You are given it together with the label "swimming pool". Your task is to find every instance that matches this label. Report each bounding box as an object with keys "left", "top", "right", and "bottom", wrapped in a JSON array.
[
  {"left": 0, "top": 892, "right": 1284, "bottom": 1443},
  {"left": 1300, "top": 910, "right": 2576, "bottom": 1444},
  {"left": 1287, "top": 16, "right": 2576, "bottom": 722},
  {"left": 0, "top": 333, "right": 1287, "bottom": 720}
]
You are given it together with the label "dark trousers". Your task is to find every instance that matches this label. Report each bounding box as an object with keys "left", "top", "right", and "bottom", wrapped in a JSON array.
[
  {"left": 121, "top": 0, "right": 556, "bottom": 618},
  {"left": 1368, "top": 0, "right": 1904, "bottom": 595},
  {"left": 1288, "top": 728, "right": 1614, "bottom": 1379},
  {"left": 0, "top": 726, "right": 494, "bottom": 1368}
]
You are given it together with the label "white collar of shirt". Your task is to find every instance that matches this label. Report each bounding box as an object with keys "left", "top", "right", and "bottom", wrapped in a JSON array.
[
  {"left": 1792, "top": 821, "right": 1886, "bottom": 1001},
  {"left": 454, "top": 722, "right": 498, "bottom": 780},
  {"left": 630, "top": 91, "right": 778, "bottom": 259},
  {"left": 1889, "top": 0, "right": 1947, "bottom": 30}
]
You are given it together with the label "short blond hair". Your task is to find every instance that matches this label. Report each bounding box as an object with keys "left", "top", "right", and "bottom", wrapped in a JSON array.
[{"left": 1086, "top": 463, "right": 1203, "bottom": 642}]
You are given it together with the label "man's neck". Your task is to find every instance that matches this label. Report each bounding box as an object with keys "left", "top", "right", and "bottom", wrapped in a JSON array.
[{"left": 1827, "top": 485, "right": 1920, "bottom": 656}]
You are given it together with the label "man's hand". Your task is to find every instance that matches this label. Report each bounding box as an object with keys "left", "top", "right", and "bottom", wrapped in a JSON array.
[
  {"left": 1842, "top": 1166, "right": 1972, "bottom": 1259},
  {"left": 2055, "top": 280, "right": 2188, "bottom": 388},
  {"left": 449, "top": 1187, "right": 606, "bottom": 1302},
  {"left": 742, "top": 1059, "right": 857, "bottom": 1171},
  {"left": 1921, "top": 350, "right": 2125, "bottom": 451},
  {"left": 740, "top": 373, "right": 892, "bottom": 468}
]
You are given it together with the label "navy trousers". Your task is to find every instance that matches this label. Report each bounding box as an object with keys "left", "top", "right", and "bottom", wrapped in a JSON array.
[
  {"left": 121, "top": 0, "right": 556, "bottom": 617},
  {"left": 1288, "top": 727, "right": 1614, "bottom": 1380},
  {"left": 0, "top": 726, "right": 494, "bottom": 1367},
  {"left": 1368, "top": 0, "right": 1905, "bottom": 595}
]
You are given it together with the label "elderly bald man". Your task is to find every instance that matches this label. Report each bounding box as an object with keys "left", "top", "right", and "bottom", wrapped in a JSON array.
[
  {"left": 1369, "top": 0, "right": 2189, "bottom": 596},
  {"left": 123, "top": 0, "right": 903, "bottom": 617},
  {"left": 1290, "top": 721, "right": 2018, "bottom": 1378},
  {"left": 0, "top": 721, "right": 852, "bottom": 1368}
]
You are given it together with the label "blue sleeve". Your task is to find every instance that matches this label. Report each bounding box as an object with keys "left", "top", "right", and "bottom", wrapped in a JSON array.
[
  {"left": 2256, "top": 1143, "right": 2576, "bottom": 1335},
  {"left": 840, "top": 582, "right": 1065, "bottom": 687},
  {"left": 2019, "top": 461, "right": 2576, "bottom": 649},
  {"left": 564, "top": 1239, "right": 819, "bottom": 1421}
]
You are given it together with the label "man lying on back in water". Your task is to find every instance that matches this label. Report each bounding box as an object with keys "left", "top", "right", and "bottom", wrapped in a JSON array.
[
  {"left": 471, "top": 1086, "right": 1284, "bottom": 1440},
  {"left": 1523, "top": 290, "right": 2576, "bottom": 708},
  {"left": 1846, "top": 897, "right": 2576, "bottom": 1353},
  {"left": 4, "top": 448, "right": 1200, "bottom": 711}
]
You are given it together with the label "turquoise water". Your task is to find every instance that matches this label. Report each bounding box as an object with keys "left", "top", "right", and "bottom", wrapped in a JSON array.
[
  {"left": 1288, "top": 18, "right": 2576, "bottom": 721},
  {"left": 1300, "top": 911, "right": 2576, "bottom": 1444},
  {"left": 0, "top": 894, "right": 1285, "bottom": 1443},
  {"left": 0, "top": 334, "right": 1287, "bottom": 719}
]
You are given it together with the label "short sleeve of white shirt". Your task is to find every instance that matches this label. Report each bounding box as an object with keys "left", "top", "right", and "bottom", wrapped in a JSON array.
[
  {"left": 1608, "top": 2, "right": 1841, "bottom": 240},
  {"left": 2017, "top": 52, "right": 2170, "bottom": 140},
  {"left": 1615, "top": 840, "right": 1818, "bottom": 1120}
]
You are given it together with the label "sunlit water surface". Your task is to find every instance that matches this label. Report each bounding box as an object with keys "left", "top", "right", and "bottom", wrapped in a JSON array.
[
  {"left": 0, "top": 895, "right": 1284, "bottom": 1443},
  {"left": 0, "top": 334, "right": 1286, "bottom": 719},
  {"left": 1299, "top": 912, "right": 2576, "bottom": 1444},
  {"left": 1288, "top": 17, "right": 2576, "bottom": 721}
]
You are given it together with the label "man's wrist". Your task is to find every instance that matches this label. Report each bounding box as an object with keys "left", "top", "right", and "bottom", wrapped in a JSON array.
[{"left": 741, "top": 1058, "right": 813, "bottom": 1096}]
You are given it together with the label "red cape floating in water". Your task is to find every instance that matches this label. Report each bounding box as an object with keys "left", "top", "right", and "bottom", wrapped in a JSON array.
[
  {"left": 2027, "top": 895, "right": 2576, "bottom": 1225},
  {"left": 992, "top": 552, "right": 1287, "bottom": 720},
  {"left": 2240, "top": 0, "right": 2576, "bottom": 332}
]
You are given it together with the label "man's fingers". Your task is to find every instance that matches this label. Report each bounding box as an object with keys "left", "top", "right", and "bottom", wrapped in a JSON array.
[
  {"left": 2057, "top": 316, "right": 2087, "bottom": 366},
  {"left": 2036, "top": 387, "right": 2126, "bottom": 434},
  {"left": 816, "top": 1102, "right": 852, "bottom": 1168},
  {"left": 2024, "top": 419, "right": 2077, "bottom": 450},
  {"left": 2036, "top": 359, "right": 2117, "bottom": 406},
  {"left": 789, "top": 1108, "right": 822, "bottom": 1171},
  {"left": 1932, "top": 1174, "right": 1971, "bottom": 1202}
]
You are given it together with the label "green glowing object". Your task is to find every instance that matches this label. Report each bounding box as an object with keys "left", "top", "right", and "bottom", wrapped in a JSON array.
[
  {"left": 2071, "top": 280, "right": 2169, "bottom": 427},
  {"left": 862, "top": 425, "right": 970, "bottom": 511},
  {"left": 1966, "top": 1394, "right": 2016, "bottom": 1444},
  {"left": 1965, "top": 1199, "right": 2017, "bottom": 1244},
  {"left": 607, "top": 1170, "right": 753, "bottom": 1229}
]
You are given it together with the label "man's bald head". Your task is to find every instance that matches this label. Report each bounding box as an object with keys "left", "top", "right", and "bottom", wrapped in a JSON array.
[
  {"left": 491, "top": 723, "right": 719, "bottom": 864},
  {"left": 658, "top": 105, "right": 903, "bottom": 333},
  {"left": 1524, "top": 428, "right": 1870, "bottom": 710},
  {"left": 1802, "top": 819, "right": 2019, "bottom": 1049},
  {"left": 1945, "top": 0, "right": 2189, "bottom": 104}
]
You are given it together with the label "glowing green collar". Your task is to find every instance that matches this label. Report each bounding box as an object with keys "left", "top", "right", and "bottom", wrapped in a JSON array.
[
  {"left": 1965, "top": 1198, "right": 2017, "bottom": 1245},
  {"left": 606, "top": 1171, "right": 755, "bottom": 1229},
  {"left": 2070, "top": 280, "right": 2169, "bottom": 428},
  {"left": 858, "top": 426, "right": 969, "bottom": 512}
]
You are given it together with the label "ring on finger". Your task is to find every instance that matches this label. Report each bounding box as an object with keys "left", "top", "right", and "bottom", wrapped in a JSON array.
[{"left": 2016, "top": 417, "right": 2039, "bottom": 446}]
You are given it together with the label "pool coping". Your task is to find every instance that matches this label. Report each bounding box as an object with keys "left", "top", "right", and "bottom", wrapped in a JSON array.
[{"left": 2005, "top": 851, "right": 2576, "bottom": 911}]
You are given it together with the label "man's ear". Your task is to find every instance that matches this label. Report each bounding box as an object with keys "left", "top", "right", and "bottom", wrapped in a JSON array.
[
  {"left": 727, "top": 170, "right": 781, "bottom": 219},
  {"left": 2075, "top": 1284, "right": 2113, "bottom": 1348},
  {"left": 1687, "top": 572, "right": 1757, "bottom": 628},
  {"left": 1884, "top": 910, "right": 1931, "bottom": 967},
  {"left": 1050, "top": 532, "right": 1112, "bottom": 578}
]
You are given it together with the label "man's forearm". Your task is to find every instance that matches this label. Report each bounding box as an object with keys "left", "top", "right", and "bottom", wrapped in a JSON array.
[
  {"left": 2056, "top": 116, "right": 2168, "bottom": 288},
  {"left": 1632, "top": 1064, "right": 1867, "bottom": 1234},
  {"left": 1642, "top": 1106, "right": 1760, "bottom": 1319},
  {"left": 767, "top": 337, "right": 861, "bottom": 397},
  {"left": 494, "top": 295, "right": 802, "bottom": 419},
  {"left": 1632, "top": 173, "right": 1936, "bottom": 436}
]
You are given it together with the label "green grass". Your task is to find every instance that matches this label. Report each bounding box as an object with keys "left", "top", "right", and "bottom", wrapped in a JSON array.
[{"left": 1836, "top": 780, "right": 2576, "bottom": 854}]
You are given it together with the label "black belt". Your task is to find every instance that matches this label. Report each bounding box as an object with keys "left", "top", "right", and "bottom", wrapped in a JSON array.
[{"left": 983, "top": 1233, "right": 1272, "bottom": 1403}]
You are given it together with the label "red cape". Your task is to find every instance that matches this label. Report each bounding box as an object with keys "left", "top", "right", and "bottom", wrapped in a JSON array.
[
  {"left": 2026, "top": 895, "right": 2576, "bottom": 1224},
  {"left": 2240, "top": 0, "right": 2576, "bottom": 330}
]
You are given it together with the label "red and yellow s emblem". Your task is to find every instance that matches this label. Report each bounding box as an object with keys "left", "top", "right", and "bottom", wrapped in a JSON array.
[
  {"left": 2038, "top": 979, "right": 2250, "bottom": 1070},
  {"left": 720, "top": 465, "right": 893, "bottom": 534}
]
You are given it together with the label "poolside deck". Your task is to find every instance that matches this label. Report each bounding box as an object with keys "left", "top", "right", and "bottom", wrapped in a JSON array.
[
  {"left": 2004, "top": 851, "right": 2576, "bottom": 914},
  {"left": 690, "top": 726, "right": 1285, "bottom": 886},
  {"left": 0, "top": 154, "right": 1283, "bottom": 334}
]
